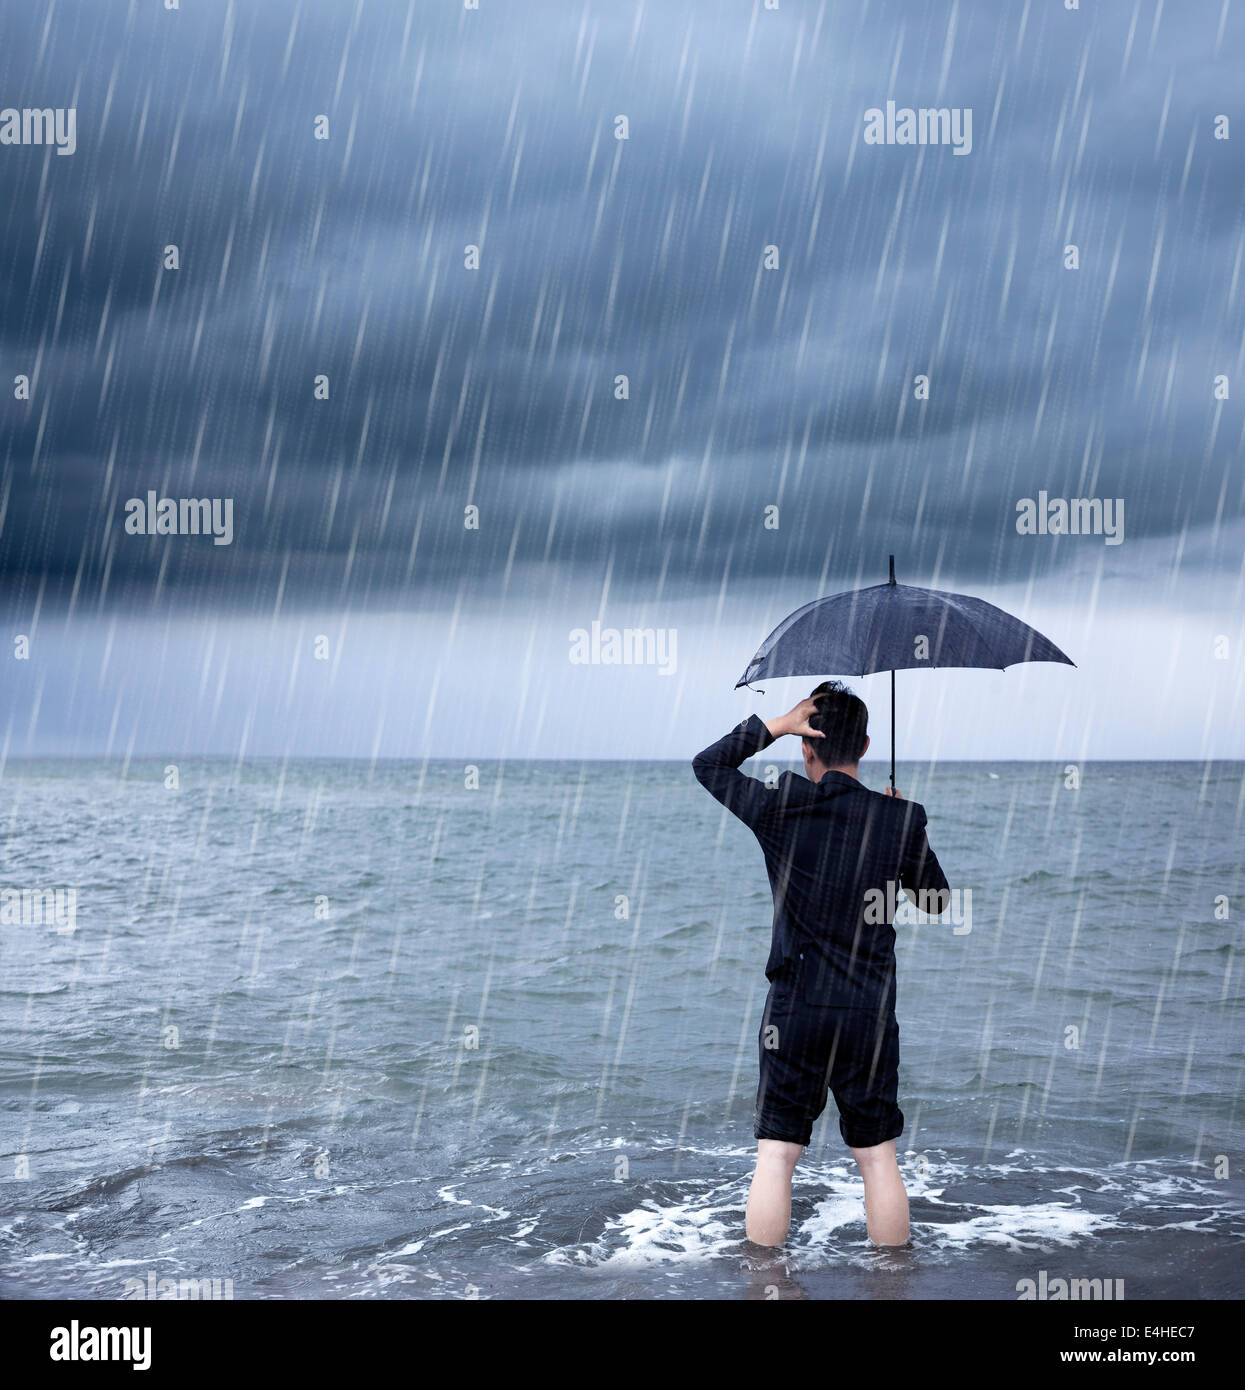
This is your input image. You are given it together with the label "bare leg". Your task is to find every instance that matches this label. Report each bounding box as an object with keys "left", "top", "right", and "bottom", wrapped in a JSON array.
[
  {"left": 745, "top": 1139, "right": 803, "bottom": 1246},
  {"left": 850, "top": 1139, "right": 909, "bottom": 1246}
]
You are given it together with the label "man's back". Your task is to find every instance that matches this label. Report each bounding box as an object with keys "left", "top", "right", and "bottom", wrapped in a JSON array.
[{"left": 692, "top": 713, "right": 949, "bottom": 1007}]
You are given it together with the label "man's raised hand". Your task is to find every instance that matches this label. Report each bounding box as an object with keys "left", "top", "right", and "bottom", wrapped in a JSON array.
[{"left": 765, "top": 697, "right": 825, "bottom": 741}]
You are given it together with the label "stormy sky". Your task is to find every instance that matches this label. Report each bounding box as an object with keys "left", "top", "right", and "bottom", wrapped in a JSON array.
[{"left": 1, "top": 0, "right": 1242, "bottom": 759}]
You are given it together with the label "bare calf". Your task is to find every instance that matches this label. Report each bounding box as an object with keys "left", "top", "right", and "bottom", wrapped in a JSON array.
[{"left": 745, "top": 1137, "right": 909, "bottom": 1247}]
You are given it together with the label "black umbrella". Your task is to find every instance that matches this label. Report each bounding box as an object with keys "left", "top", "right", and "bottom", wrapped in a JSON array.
[{"left": 736, "top": 557, "right": 1075, "bottom": 788}]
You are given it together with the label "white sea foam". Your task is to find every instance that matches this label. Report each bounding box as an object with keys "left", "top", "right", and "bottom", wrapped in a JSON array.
[{"left": 541, "top": 1152, "right": 1238, "bottom": 1270}]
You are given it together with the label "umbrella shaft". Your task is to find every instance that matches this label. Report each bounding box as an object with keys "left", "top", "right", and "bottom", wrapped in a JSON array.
[{"left": 890, "top": 670, "right": 896, "bottom": 788}]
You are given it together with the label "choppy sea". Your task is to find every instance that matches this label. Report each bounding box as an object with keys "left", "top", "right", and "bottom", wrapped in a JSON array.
[{"left": 1, "top": 758, "right": 1241, "bottom": 1299}]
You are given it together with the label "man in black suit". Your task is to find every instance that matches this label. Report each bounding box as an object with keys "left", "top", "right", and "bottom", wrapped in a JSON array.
[{"left": 692, "top": 681, "right": 949, "bottom": 1247}]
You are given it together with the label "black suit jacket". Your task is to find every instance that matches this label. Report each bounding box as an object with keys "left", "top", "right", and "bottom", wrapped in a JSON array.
[{"left": 693, "top": 715, "right": 949, "bottom": 1008}]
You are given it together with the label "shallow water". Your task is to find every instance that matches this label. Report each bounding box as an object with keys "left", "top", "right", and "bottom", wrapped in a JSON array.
[{"left": 1, "top": 758, "right": 1241, "bottom": 1298}]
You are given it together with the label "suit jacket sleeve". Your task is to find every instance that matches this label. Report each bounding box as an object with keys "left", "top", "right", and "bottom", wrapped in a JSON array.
[
  {"left": 691, "top": 715, "right": 777, "bottom": 830},
  {"left": 899, "top": 803, "right": 950, "bottom": 907}
]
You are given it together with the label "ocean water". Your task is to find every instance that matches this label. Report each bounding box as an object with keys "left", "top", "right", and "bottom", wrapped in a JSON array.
[{"left": 0, "top": 757, "right": 1241, "bottom": 1301}]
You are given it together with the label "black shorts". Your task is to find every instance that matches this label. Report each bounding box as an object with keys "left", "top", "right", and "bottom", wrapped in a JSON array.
[{"left": 754, "top": 966, "right": 903, "bottom": 1149}]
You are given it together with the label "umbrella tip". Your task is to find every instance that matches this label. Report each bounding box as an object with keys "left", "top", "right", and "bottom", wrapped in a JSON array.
[{"left": 888, "top": 554, "right": 896, "bottom": 585}]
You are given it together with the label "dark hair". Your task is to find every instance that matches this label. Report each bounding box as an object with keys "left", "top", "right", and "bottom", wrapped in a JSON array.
[{"left": 804, "top": 680, "right": 869, "bottom": 766}]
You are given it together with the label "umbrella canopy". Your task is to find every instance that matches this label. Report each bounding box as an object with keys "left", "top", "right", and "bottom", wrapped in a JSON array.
[{"left": 736, "top": 558, "right": 1075, "bottom": 785}]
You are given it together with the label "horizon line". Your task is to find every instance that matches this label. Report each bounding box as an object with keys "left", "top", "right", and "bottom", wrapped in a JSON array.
[{"left": 0, "top": 754, "right": 1240, "bottom": 766}]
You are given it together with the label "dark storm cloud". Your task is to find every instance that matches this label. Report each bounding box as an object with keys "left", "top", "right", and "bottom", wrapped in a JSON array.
[{"left": 0, "top": 0, "right": 1242, "bottom": 613}]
